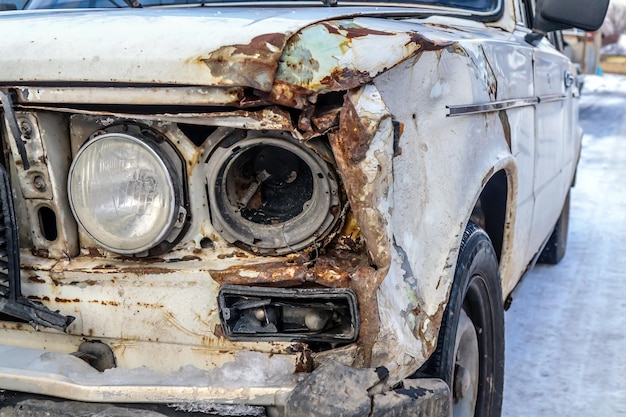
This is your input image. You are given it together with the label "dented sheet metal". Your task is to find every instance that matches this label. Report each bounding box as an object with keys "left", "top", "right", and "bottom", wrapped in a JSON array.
[
  {"left": 0, "top": 2, "right": 564, "bottom": 413},
  {"left": 0, "top": 8, "right": 439, "bottom": 89},
  {"left": 276, "top": 19, "right": 453, "bottom": 92},
  {"left": 273, "top": 19, "right": 454, "bottom": 107},
  {"left": 0, "top": 345, "right": 298, "bottom": 405}
]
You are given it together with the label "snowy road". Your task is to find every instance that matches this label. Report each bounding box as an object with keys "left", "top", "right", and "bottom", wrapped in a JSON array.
[{"left": 502, "top": 74, "right": 626, "bottom": 417}]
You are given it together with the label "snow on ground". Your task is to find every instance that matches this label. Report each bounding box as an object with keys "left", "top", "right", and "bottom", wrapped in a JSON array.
[
  {"left": 502, "top": 74, "right": 626, "bottom": 416},
  {"left": 582, "top": 73, "right": 626, "bottom": 95}
]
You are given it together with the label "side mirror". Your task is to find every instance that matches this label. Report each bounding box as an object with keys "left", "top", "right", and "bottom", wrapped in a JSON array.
[{"left": 534, "top": 0, "right": 609, "bottom": 32}]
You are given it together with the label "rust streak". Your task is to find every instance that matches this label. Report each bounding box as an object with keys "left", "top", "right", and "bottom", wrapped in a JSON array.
[
  {"left": 114, "top": 267, "right": 173, "bottom": 275},
  {"left": 54, "top": 297, "right": 80, "bottom": 303},
  {"left": 330, "top": 97, "right": 372, "bottom": 164},
  {"left": 27, "top": 295, "right": 50, "bottom": 302},
  {"left": 319, "top": 67, "right": 372, "bottom": 93},
  {"left": 269, "top": 80, "right": 314, "bottom": 109},
  {"left": 287, "top": 342, "right": 314, "bottom": 373},
  {"left": 409, "top": 32, "right": 455, "bottom": 52},
  {"left": 211, "top": 262, "right": 308, "bottom": 287},
  {"left": 349, "top": 267, "right": 385, "bottom": 367},
  {"left": 211, "top": 247, "right": 367, "bottom": 289},
  {"left": 311, "top": 107, "right": 341, "bottom": 133},
  {"left": 321, "top": 22, "right": 394, "bottom": 39},
  {"left": 498, "top": 110, "right": 512, "bottom": 150}
]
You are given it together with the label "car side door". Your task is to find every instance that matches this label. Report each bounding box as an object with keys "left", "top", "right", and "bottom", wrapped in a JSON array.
[{"left": 527, "top": 29, "right": 579, "bottom": 256}]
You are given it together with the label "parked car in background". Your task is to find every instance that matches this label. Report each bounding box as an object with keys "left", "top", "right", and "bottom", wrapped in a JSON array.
[
  {"left": 19, "top": 0, "right": 199, "bottom": 8},
  {"left": 0, "top": 0, "right": 20, "bottom": 9},
  {"left": 0, "top": 0, "right": 609, "bottom": 416}
]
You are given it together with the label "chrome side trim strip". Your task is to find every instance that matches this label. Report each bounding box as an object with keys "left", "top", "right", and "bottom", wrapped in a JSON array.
[
  {"left": 447, "top": 95, "right": 567, "bottom": 117},
  {"left": 538, "top": 94, "right": 568, "bottom": 104}
]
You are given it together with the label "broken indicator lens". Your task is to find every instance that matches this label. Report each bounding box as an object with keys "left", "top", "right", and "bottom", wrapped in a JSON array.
[{"left": 218, "top": 285, "right": 359, "bottom": 343}]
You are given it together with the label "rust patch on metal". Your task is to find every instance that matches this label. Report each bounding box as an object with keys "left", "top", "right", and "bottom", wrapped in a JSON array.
[
  {"left": 498, "top": 110, "right": 512, "bottom": 150},
  {"left": 329, "top": 98, "right": 371, "bottom": 164},
  {"left": 306, "top": 258, "right": 351, "bottom": 288},
  {"left": 319, "top": 68, "right": 372, "bottom": 94},
  {"left": 269, "top": 80, "right": 314, "bottom": 109},
  {"left": 327, "top": 97, "right": 390, "bottom": 269},
  {"left": 27, "top": 295, "right": 50, "bottom": 302},
  {"left": 32, "top": 248, "right": 49, "bottom": 258},
  {"left": 416, "top": 301, "right": 446, "bottom": 357},
  {"left": 308, "top": 247, "right": 369, "bottom": 288},
  {"left": 27, "top": 276, "right": 45, "bottom": 283},
  {"left": 167, "top": 255, "right": 202, "bottom": 263},
  {"left": 321, "top": 22, "right": 394, "bottom": 39},
  {"left": 212, "top": 237, "right": 368, "bottom": 289},
  {"left": 114, "top": 266, "right": 173, "bottom": 275},
  {"left": 349, "top": 267, "right": 385, "bottom": 367},
  {"left": 201, "top": 33, "right": 289, "bottom": 92},
  {"left": 136, "top": 302, "right": 163, "bottom": 308},
  {"left": 409, "top": 32, "right": 454, "bottom": 52},
  {"left": 211, "top": 262, "right": 308, "bottom": 286},
  {"left": 91, "top": 300, "right": 121, "bottom": 306},
  {"left": 86, "top": 247, "right": 102, "bottom": 257},
  {"left": 173, "top": 106, "right": 295, "bottom": 131},
  {"left": 54, "top": 297, "right": 80, "bottom": 303},
  {"left": 311, "top": 107, "right": 341, "bottom": 133},
  {"left": 213, "top": 324, "right": 225, "bottom": 338},
  {"left": 288, "top": 342, "right": 314, "bottom": 372}
]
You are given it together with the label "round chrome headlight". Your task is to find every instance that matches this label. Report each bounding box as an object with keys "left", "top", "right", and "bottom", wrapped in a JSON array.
[
  {"left": 206, "top": 133, "right": 342, "bottom": 255},
  {"left": 68, "top": 132, "right": 183, "bottom": 255}
]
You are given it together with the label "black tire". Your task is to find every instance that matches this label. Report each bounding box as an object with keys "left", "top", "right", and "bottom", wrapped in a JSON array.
[
  {"left": 538, "top": 190, "right": 570, "bottom": 265},
  {"left": 427, "top": 222, "right": 504, "bottom": 417}
]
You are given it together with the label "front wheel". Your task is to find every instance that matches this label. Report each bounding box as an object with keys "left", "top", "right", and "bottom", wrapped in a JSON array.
[{"left": 426, "top": 222, "right": 504, "bottom": 417}]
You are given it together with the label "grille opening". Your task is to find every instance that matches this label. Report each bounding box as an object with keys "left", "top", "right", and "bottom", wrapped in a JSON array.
[
  {"left": 38, "top": 206, "right": 58, "bottom": 241},
  {"left": 177, "top": 124, "right": 218, "bottom": 147}
]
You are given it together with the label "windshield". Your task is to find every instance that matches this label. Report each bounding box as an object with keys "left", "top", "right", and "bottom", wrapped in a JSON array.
[{"left": 23, "top": 0, "right": 498, "bottom": 12}]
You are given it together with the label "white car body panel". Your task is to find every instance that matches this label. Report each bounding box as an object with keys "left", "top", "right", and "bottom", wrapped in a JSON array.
[{"left": 0, "top": 0, "right": 591, "bottom": 414}]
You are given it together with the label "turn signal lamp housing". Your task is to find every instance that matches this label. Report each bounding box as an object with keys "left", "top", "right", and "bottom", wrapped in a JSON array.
[{"left": 218, "top": 285, "right": 359, "bottom": 343}]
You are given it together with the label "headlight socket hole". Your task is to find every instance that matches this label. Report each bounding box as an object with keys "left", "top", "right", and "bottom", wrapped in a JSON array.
[{"left": 207, "top": 133, "right": 341, "bottom": 255}]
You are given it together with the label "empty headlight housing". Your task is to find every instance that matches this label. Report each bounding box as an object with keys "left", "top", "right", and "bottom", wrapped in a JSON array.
[
  {"left": 68, "top": 130, "right": 185, "bottom": 255},
  {"left": 206, "top": 132, "right": 342, "bottom": 255}
]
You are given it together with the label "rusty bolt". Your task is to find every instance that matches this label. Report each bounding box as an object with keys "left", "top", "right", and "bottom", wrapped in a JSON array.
[
  {"left": 19, "top": 120, "right": 33, "bottom": 140},
  {"left": 33, "top": 175, "right": 47, "bottom": 191}
]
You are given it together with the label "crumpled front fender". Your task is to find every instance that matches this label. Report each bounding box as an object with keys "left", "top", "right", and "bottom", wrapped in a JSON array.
[{"left": 272, "top": 18, "right": 453, "bottom": 107}]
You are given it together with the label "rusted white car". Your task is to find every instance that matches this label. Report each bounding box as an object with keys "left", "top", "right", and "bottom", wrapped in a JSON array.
[{"left": 0, "top": 0, "right": 608, "bottom": 416}]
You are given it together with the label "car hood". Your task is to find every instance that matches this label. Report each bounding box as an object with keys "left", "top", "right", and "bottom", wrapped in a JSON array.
[{"left": 0, "top": 7, "right": 456, "bottom": 98}]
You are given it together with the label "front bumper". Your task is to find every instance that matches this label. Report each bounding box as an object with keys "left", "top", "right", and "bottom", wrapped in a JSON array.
[{"left": 0, "top": 344, "right": 450, "bottom": 417}]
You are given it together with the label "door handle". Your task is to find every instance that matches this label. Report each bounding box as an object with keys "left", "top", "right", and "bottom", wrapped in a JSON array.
[{"left": 564, "top": 70, "right": 575, "bottom": 88}]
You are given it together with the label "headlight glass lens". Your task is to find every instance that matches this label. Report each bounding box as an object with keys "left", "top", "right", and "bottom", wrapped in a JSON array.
[{"left": 68, "top": 133, "right": 179, "bottom": 254}]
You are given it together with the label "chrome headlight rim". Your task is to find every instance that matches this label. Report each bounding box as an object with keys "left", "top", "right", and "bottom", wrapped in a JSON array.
[
  {"left": 206, "top": 133, "right": 341, "bottom": 255},
  {"left": 68, "top": 132, "right": 183, "bottom": 255}
]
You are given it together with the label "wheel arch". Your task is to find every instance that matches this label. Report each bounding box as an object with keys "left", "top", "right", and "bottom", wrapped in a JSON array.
[{"left": 471, "top": 168, "right": 509, "bottom": 263}]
